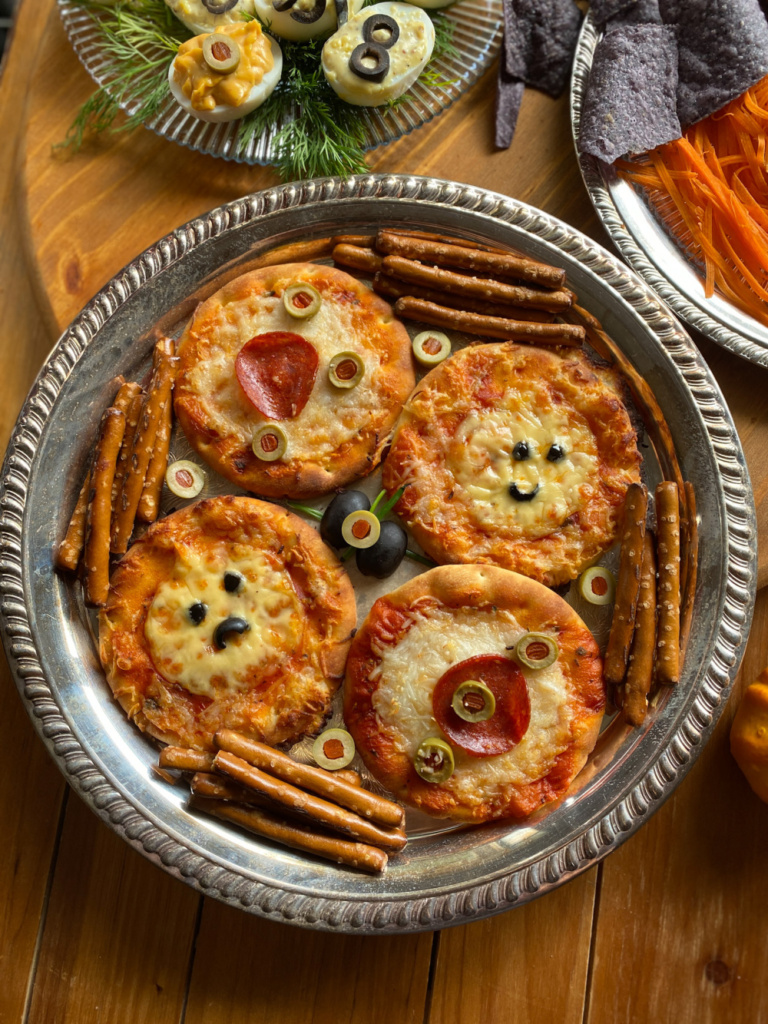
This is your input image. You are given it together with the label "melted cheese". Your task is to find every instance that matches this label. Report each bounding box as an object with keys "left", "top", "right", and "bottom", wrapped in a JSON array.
[
  {"left": 371, "top": 607, "right": 572, "bottom": 804},
  {"left": 184, "top": 273, "right": 387, "bottom": 460},
  {"left": 145, "top": 545, "right": 302, "bottom": 697},
  {"left": 449, "top": 400, "right": 599, "bottom": 535}
]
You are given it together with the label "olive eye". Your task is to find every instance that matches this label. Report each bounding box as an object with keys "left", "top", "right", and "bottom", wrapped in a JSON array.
[
  {"left": 188, "top": 602, "right": 207, "bottom": 626},
  {"left": 547, "top": 443, "right": 566, "bottom": 462},
  {"left": 512, "top": 441, "right": 530, "bottom": 461},
  {"left": 223, "top": 571, "right": 244, "bottom": 593}
]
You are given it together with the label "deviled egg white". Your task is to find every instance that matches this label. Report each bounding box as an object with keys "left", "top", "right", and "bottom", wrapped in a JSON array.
[
  {"left": 253, "top": 0, "right": 365, "bottom": 42},
  {"left": 169, "top": 21, "right": 283, "bottom": 122},
  {"left": 165, "top": 0, "right": 256, "bottom": 35},
  {"left": 401, "top": 0, "right": 456, "bottom": 8},
  {"left": 321, "top": 1, "right": 434, "bottom": 106}
]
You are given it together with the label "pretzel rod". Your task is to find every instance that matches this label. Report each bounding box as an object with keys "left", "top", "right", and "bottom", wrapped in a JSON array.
[
  {"left": 334, "top": 769, "right": 362, "bottom": 787},
  {"left": 137, "top": 371, "right": 175, "bottom": 524},
  {"left": 383, "top": 255, "right": 573, "bottom": 312},
  {"left": 83, "top": 407, "right": 126, "bottom": 607},
  {"left": 655, "top": 482, "right": 681, "bottom": 685},
  {"left": 111, "top": 340, "right": 177, "bottom": 554},
  {"left": 250, "top": 237, "right": 334, "bottom": 270},
  {"left": 604, "top": 483, "right": 648, "bottom": 687},
  {"left": 213, "top": 750, "right": 407, "bottom": 850},
  {"left": 393, "top": 297, "right": 585, "bottom": 345},
  {"left": 623, "top": 530, "right": 657, "bottom": 727},
  {"left": 331, "top": 244, "right": 384, "bottom": 274},
  {"left": 372, "top": 273, "right": 556, "bottom": 323},
  {"left": 680, "top": 482, "right": 698, "bottom": 657},
  {"left": 55, "top": 471, "right": 92, "bottom": 572},
  {"left": 192, "top": 797, "right": 388, "bottom": 874},
  {"left": 190, "top": 772, "right": 272, "bottom": 807},
  {"left": 386, "top": 229, "right": 509, "bottom": 254},
  {"left": 111, "top": 390, "right": 144, "bottom": 512},
  {"left": 330, "top": 233, "right": 376, "bottom": 248},
  {"left": 376, "top": 231, "right": 566, "bottom": 289},
  {"left": 215, "top": 729, "right": 403, "bottom": 828},
  {"left": 158, "top": 747, "right": 215, "bottom": 772}
]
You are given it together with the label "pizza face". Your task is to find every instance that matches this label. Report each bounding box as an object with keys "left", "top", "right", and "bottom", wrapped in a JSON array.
[
  {"left": 344, "top": 565, "right": 605, "bottom": 822},
  {"left": 174, "top": 262, "right": 415, "bottom": 499},
  {"left": 382, "top": 343, "right": 642, "bottom": 586},
  {"left": 99, "top": 495, "right": 356, "bottom": 750}
]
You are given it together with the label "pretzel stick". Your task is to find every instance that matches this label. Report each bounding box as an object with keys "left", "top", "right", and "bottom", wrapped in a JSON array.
[
  {"left": 331, "top": 233, "right": 377, "bottom": 248},
  {"left": 604, "top": 483, "right": 648, "bottom": 687},
  {"left": 334, "top": 769, "right": 362, "bottom": 787},
  {"left": 111, "top": 391, "right": 143, "bottom": 512},
  {"left": 56, "top": 471, "right": 92, "bottom": 572},
  {"left": 680, "top": 482, "right": 698, "bottom": 657},
  {"left": 158, "top": 747, "right": 215, "bottom": 772},
  {"left": 190, "top": 772, "right": 273, "bottom": 807},
  {"left": 83, "top": 407, "right": 126, "bottom": 607},
  {"left": 215, "top": 729, "right": 403, "bottom": 827},
  {"left": 383, "top": 256, "right": 573, "bottom": 312},
  {"left": 111, "top": 340, "right": 177, "bottom": 554},
  {"left": 213, "top": 750, "right": 407, "bottom": 850},
  {"left": 393, "top": 297, "right": 585, "bottom": 346},
  {"left": 623, "top": 531, "right": 657, "bottom": 727},
  {"left": 386, "top": 229, "right": 508, "bottom": 254},
  {"left": 332, "top": 244, "right": 384, "bottom": 274},
  {"left": 137, "top": 373, "right": 174, "bottom": 524},
  {"left": 655, "top": 482, "right": 681, "bottom": 685},
  {"left": 372, "top": 273, "right": 556, "bottom": 323},
  {"left": 192, "top": 797, "right": 388, "bottom": 874},
  {"left": 376, "top": 231, "right": 566, "bottom": 289}
]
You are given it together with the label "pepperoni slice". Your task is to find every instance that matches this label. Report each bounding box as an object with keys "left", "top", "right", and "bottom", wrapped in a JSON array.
[
  {"left": 235, "top": 332, "right": 318, "bottom": 420},
  {"left": 432, "top": 655, "right": 530, "bottom": 757}
]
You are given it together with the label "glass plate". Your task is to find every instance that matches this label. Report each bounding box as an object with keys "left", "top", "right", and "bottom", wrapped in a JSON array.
[
  {"left": 570, "top": 13, "right": 768, "bottom": 368},
  {"left": 58, "top": 0, "right": 503, "bottom": 165}
]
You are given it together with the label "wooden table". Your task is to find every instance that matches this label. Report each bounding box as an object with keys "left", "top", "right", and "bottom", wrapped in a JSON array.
[{"left": 3, "top": 2, "right": 768, "bottom": 1021}]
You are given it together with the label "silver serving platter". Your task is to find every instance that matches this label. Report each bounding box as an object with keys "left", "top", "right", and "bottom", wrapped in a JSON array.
[
  {"left": 571, "top": 14, "right": 768, "bottom": 368},
  {"left": 0, "top": 175, "right": 756, "bottom": 934},
  {"left": 58, "top": 0, "right": 502, "bottom": 166}
]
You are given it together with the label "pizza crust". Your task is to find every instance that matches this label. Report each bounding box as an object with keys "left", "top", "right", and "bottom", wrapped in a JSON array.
[
  {"left": 344, "top": 565, "right": 605, "bottom": 822},
  {"left": 174, "top": 262, "right": 415, "bottom": 499},
  {"left": 99, "top": 495, "right": 356, "bottom": 750},
  {"left": 382, "top": 343, "right": 642, "bottom": 586}
]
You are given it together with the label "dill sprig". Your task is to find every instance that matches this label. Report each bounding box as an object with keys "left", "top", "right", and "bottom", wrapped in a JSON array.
[{"left": 62, "top": 0, "right": 457, "bottom": 180}]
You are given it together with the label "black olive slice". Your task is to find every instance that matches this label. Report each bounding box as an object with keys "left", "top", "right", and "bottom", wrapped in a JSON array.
[
  {"left": 362, "top": 13, "right": 399, "bottom": 46},
  {"left": 202, "top": 0, "right": 238, "bottom": 12},
  {"left": 547, "top": 443, "right": 566, "bottom": 462},
  {"left": 349, "top": 42, "right": 390, "bottom": 82},
  {"left": 223, "top": 571, "right": 245, "bottom": 593},
  {"left": 508, "top": 482, "right": 540, "bottom": 502},
  {"left": 273, "top": 0, "right": 326, "bottom": 23},
  {"left": 188, "top": 602, "right": 208, "bottom": 625},
  {"left": 512, "top": 441, "right": 530, "bottom": 461},
  {"left": 334, "top": 0, "right": 349, "bottom": 26},
  {"left": 213, "top": 617, "right": 250, "bottom": 650}
]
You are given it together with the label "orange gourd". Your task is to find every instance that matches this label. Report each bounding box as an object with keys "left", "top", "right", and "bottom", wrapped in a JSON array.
[{"left": 730, "top": 667, "right": 768, "bottom": 803}]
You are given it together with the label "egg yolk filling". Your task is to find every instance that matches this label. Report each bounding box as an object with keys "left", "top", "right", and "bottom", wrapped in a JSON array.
[{"left": 173, "top": 22, "right": 274, "bottom": 112}]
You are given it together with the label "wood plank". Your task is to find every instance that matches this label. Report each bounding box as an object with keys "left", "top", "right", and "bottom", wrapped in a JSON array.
[
  {"left": 586, "top": 587, "right": 768, "bottom": 1024},
  {"left": 184, "top": 900, "right": 433, "bottom": 1024},
  {"left": 428, "top": 870, "right": 597, "bottom": 1024},
  {"left": 25, "top": 794, "right": 200, "bottom": 1024}
]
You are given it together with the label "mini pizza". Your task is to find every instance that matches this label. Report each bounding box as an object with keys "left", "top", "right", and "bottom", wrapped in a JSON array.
[
  {"left": 382, "top": 343, "right": 642, "bottom": 587},
  {"left": 99, "top": 495, "right": 356, "bottom": 750},
  {"left": 174, "top": 263, "right": 415, "bottom": 499},
  {"left": 344, "top": 565, "right": 605, "bottom": 822}
]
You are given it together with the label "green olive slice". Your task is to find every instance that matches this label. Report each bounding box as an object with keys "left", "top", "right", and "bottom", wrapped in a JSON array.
[
  {"left": 165, "top": 460, "right": 205, "bottom": 498},
  {"left": 515, "top": 632, "right": 559, "bottom": 670},
  {"left": 283, "top": 282, "right": 322, "bottom": 319},
  {"left": 312, "top": 728, "right": 356, "bottom": 770},
  {"left": 451, "top": 680, "right": 496, "bottom": 722},
  {"left": 412, "top": 330, "right": 451, "bottom": 367},
  {"left": 202, "top": 33, "right": 241, "bottom": 73},
  {"left": 414, "top": 737, "right": 455, "bottom": 784},
  {"left": 328, "top": 351, "right": 364, "bottom": 389},
  {"left": 341, "top": 509, "right": 381, "bottom": 549},
  {"left": 578, "top": 566, "right": 616, "bottom": 606},
  {"left": 252, "top": 423, "right": 288, "bottom": 462}
]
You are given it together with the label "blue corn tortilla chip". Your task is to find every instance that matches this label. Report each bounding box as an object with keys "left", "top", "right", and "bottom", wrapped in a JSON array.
[
  {"left": 579, "top": 24, "right": 681, "bottom": 162},
  {"left": 659, "top": 0, "right": 768, "bottom": 126},
  {"left": 495, "top": 61, "right": 525, "bottom": 149},
  {"left": 503, "top": 0, "right": 582, "bottom": 98},
  {"left": 590, "top": 0, "right": 635, "bottom": 25},
  {"left": 606, "top": 0, "right": 661, "bottom": 26}
]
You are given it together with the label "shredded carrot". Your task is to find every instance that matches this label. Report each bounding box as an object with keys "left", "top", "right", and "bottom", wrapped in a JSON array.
[{"left": 618, "top": 75, "right": 768, "bottom": 326}]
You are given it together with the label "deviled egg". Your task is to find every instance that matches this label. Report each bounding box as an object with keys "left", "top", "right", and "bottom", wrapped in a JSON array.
[
  {"left": 169, "top": 21, "right": 283, "bottom": 122},
  {"left": 321, "top": 1, "right": 434, "bottom": 106},
  {"left": 164, "top": 0, "right": 256, "bottom": 35},
  {"left": 253, "top": 0, "right": 365, "bottom": 42}
]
